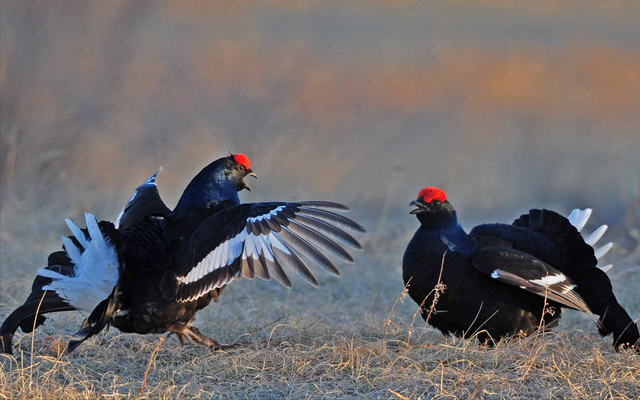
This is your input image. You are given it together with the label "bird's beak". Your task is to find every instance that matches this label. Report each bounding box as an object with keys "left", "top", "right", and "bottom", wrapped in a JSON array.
[
  {"left": 409, "top": 199, "right": 427, "bottom": 214},
  {"left": 241, "top": 170, "right": 258, "bottom": 191}
]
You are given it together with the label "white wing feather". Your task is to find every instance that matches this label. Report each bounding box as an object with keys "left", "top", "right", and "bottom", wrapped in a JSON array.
[{"left": 176, "top": 209, "right": 297, "bottom": 301}]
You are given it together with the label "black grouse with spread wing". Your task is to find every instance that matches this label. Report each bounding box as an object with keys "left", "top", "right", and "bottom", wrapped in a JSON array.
[
  {"left": 403, "top": 187, "right": 639, "bottom": 351},
  {"left": 1, "top": 154, "right": 365, "bottom": 354}
]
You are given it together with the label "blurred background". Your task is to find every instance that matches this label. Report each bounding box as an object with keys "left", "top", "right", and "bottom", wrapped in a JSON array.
[{"left": 1, "top": 1, "right": 639, "bottom": 331}]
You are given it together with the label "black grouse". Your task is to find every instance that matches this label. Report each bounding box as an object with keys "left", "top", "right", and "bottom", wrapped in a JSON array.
[
  {"left": 403, "top": 186, "right": 639, "bottom": 351},
  {"left": 1, "top": 154, "right": 365, "bottom": 354}
]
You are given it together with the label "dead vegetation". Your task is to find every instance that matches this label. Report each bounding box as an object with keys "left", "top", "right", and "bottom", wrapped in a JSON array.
[
  {"left": 1, "top": 239, "right": 639, "bottom": 399},
  {"left": 1, "top": 296, "right": 639, "bottom": 399}
]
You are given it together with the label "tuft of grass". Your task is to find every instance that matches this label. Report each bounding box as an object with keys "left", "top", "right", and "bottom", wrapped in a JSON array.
[
  {"left": 2, "top": 192, "right": 639, "bottom": 399},
  {"left": 1, "top": 314, "right": 639, "bottom": 399},
  {"left": 1, "top": 243, "right": 639, "bottom": 399}
]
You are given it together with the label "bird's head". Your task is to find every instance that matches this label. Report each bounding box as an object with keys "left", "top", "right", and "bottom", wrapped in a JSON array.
[
  {"left": 409, "top": 187, "right": 457, "bottom": 225},
  {"left": 224, "top": 153, "right": 257, "bottom": 192},
  {"left": 176, "top": 153, "right": 258, "bottom": 211}
]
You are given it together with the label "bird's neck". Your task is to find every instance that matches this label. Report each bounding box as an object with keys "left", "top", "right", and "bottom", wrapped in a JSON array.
[
  {"left": 417, "top": 210, "right": 458, "bottom": 228},
  {"left": 172, "top": 177, "right": 240, "bottom": 219},
  {"left": 418, "top": 212, "right": 474, "bottom": 251}
]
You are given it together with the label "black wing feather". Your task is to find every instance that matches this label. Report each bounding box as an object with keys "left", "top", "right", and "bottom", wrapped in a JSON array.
[
  {"left": 264, "top": 217, "right": 283, "bottom": 233},
  {"left": 472, "top": 247, "right": 597, "bottom": 322},
  {"left": 287, "top": 219, "right": 355, "bottom": 263},
  {"left": 169, "top": 201, "right": 364, "bottom": 302},
  {"left": 261, "top": 250, "right": 292, "bottom": 288},
  {"left": 297, "top": 207, "right": 366, "bottom": 233},
  {"left": 293, "top": 214, "right": 362, "bottom": 250},
  {"left": 272, "top": 240, "right": 319, "bottom": 287},
  {"left": 297, "top": 201, "right": 351, "bottom": 211},
  {"left": 279, "top": 226, "right": 341, "bottom": 276},
  {"left": 249, "top": 256, "right": 269, "bottom": 281}
]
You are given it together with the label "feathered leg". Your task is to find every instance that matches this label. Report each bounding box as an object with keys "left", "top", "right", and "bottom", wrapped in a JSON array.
[{"left": 167, "top": 323, "right": 239, "bottom": 351}]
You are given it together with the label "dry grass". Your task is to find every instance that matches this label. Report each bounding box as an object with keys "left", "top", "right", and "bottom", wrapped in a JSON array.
[
  {"left": 1, "top": 187, "right": 639, "bottom": 399},
  {"left": 1, "top": 299, "right": 639, "bottom": 399},
  {"left": 1, "top": 241, "right": 639, "bottom": 399}
]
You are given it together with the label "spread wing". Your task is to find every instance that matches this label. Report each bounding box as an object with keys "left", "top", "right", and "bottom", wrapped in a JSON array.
[
  {"left": 114, "top": 167, "right": 171, "bottom": 230},
  {"left": 166, "top": 201, "right": 365, "bottom": 302},
  {"left": 471, "top": 246, "right": 597, "bottom": 323}
]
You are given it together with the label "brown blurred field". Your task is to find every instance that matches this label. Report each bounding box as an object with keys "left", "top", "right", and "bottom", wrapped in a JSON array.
[{"left": 1, "top": 1, "right": 639, "bottom": 399}]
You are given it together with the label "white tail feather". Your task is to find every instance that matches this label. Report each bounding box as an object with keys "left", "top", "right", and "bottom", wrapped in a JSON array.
[
  {"left": 599, "top": 264, "right": 613, "bottom": 273},
  {"left": 568, "top": 208, "right": 592, "bottom": 233},
  {"left": 585, "top": 225, "right": 607, "bottom": 246},
  {"left": 61, "top": 236, "right": 82, "bottom": 265},
  {"left": 595, "top": 242, "right": 613, "bottom": 259},
  {"left": 567, "top": 208, "right": 614, "bottom": 273},
  {"left": 39, "top": 214, "right": 119, "bottom": 314},
  {"left": 65, "top": 218, "right": 88, "bottom": 249},
  {"left": 567, "top": 209, "right": 580, "bottom": 225},
  {"left": 85, "top": 212, "right": 106, "bottom": 248}
]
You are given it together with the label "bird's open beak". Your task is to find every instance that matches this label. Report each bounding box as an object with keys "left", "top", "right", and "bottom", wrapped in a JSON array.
[
  {"left": 241, "top": 170, "right": 258, "bottom": 191},
  {"left": 409, "top": 199, "right": 428, "bottom": 214}
]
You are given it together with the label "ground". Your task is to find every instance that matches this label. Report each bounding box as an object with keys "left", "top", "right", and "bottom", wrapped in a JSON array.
[{"left": 1, "top": 217, "right": 638, "bottom": 399}]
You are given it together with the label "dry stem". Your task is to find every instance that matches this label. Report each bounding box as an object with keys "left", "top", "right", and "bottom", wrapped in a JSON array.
[{"left": 137, "top": 336, "right": 165, "bottom": 399}]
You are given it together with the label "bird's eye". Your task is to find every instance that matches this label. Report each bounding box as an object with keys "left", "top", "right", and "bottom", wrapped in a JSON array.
[
  {"left": 432, "top": 200, "right": 441, "bottom": 206},
  {"left": 239, "top": 165, "right": 245, "bottom": 171}
]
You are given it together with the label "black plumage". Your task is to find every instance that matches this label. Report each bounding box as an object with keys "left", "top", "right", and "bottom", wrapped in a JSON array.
[
  {"left": 114, "top": 167, "right": 170, "bottom": 231},
  {"left": 402, "top": 187, "right": 639, "bottom": 352},
  {"left": 1, "top": 154, "right": 365, "bottom": 354}
]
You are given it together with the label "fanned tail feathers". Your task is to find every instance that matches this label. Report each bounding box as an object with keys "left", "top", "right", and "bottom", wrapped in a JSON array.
[
  {"left": 37, "top": 214, "right": 120, "bottom": 314},
  {"left": 567, "top": 208, "right": 614, "bottom": 273},
  {"left": 1, "top": 214, "right": 122, "bottom": 354}
]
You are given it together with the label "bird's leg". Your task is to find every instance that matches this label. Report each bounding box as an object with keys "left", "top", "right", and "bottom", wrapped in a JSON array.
[
  {"left": 166, "top": 330, "right": 186, "bottom": 347},
  {"left": 187, "top": 326, "right": 240, "bottom": 350},
  {"left": 167, "top": 324, "right": 239, "bottom": 351}
]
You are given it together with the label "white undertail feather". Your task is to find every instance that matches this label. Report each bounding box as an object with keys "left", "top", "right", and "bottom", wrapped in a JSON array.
[
  {"left": 568, "top": 208, "right": 613, "bottom": 272},
  {"left": 594, "top": 242, "right": 613, "bottom": 259},
  {"left": 568, "top": 208, "right": 592, "bottom": 233},
  {"left": 37, "top": 213, "right": 119, "bottom": 314},
  {"left": 599, "top": 264, "right": 613, "bottom": 273},
  {"left": 585, "top": 225, "right": 607, "bottom": 246}
]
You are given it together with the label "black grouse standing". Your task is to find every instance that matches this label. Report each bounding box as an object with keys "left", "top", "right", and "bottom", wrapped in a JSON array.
[
  {"left": 1, "top": 154, "right": 365, "bottom": 354},
  {"left": 403, "top": 187, "right": 639, "bottom": 351}
]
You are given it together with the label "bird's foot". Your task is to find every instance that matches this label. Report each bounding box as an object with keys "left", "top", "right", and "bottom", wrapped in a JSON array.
[{"left": 168, "top": 325, "right": 240, "bottom": 351}]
